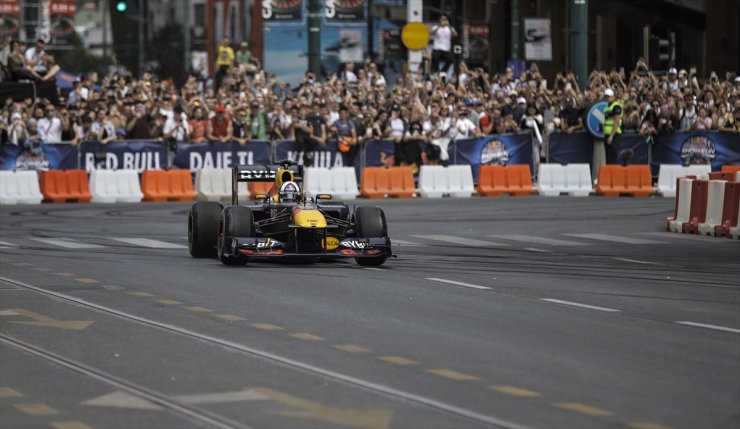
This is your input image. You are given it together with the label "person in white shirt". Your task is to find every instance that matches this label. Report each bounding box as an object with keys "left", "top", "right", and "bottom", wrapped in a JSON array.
[
  {"left": 430, "top": 15, "right": 457, "bottom": 75},
  {"left": 163, "top": 106, "right": 191, "bottom": 142},
  {"left": 453, "top": 106, "right": 482, "bottom": 140},
  {"left": 24, "top": 39, "right": 47, "bottom": 75},
  {"left": 36, "top": 105, "right": 63, "bottom": 143},
  {"left": 341, "top": 62, "right": 358, "bottom": 84}
]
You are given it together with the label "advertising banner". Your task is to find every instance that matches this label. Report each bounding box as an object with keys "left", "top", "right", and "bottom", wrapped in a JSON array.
[
  {"left": 274, "top": 139, "right": 353, "bottom": 169},
  {"left": 605, "top": 133, "right": 649, "bottom": 165},
  {"left": 547, "top": 131, "right": 593, "bottom": 165},
  {"left": 324, "top": 0, "right": 365, "bottom": 22},
  {"left": 262, "top": 0, "right": 303, "bottom": 22},
  {"left": 49, "top": 0, "right": 77, "bottom": 44},
  {"left": 0, "top": 143, "right": 78, "bottom": 171},
  {"left": 452, "top": 134, "right": 534, "bottom": 182},
  {"left": 462, "top": 23, "right": 489, "bottom": 63},
  {"left": 80, "top": 141, "right": 167, "bottom": 172},
  {"left": 173, "top": 141, "right": 272, "bottom": 171},
  {"left": 0, "top": 0, "right": 20, "bottom": 39},
  {"left": 524, "top": 18, "right": 552, "bottom": 61},
  {"left": 652, "top": 131, "right": 740, "bottom": 171}
]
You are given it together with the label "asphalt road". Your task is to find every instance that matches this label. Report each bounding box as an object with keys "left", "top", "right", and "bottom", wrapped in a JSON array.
[{"left": 1, "top": 196, "right": 738, "bottom": 429}]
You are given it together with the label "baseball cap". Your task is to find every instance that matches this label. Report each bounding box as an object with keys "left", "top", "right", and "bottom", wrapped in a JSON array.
[
  {"left": 604, "top": 88, "right": 614, "bottom": 97},
  {"left": 516, "top": 97, "right": 527, "bottom": 105},
  {"left": 668, "top": 67, "right": 677, "bottom": 75},
  {"left": 464, "top": 98, "right": 474, "bottom": 106},
  {"left": 11, "top": 112, "right": 21, "bottom": 121},
  {"left": 215, "top": 105, "right": 225, "bottom": 113}
]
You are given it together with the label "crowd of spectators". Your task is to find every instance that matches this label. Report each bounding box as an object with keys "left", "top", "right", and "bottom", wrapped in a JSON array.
[{"left": 1, "top": 32, "right": 739, "bottom": 169}]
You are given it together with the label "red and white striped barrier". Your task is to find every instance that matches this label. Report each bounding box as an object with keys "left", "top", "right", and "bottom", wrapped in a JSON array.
[{"left": 667, "top": 174, "right": 739, "bottom": 239}]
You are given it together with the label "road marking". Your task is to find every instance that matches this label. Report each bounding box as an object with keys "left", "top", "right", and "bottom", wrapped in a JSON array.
[
  {"left": 184, "top": 306, "right": 212, "bottom": 313},
  {"left": 14, "top": 403, "right": 59, "bottom": 415},
  {"left": 0, "top": 310, "right": 18, "bottom": 316},
  {"left": 376, "top": 356, "right": 418, "bottom": 366},
  {"left": 412, "top": 234, "right": 509, "bottom": 247},
  {"left": 563, "top": 233, "right": 665, "bottom": 244},
  {"left": 30, "top": 238, "right": 105, "bottom": 249},
  {"left": 363, "top": 267, "right": 384, "bottom": 272},
  {"left": 109, "top": 238, "right": 187, "bottom": 249},
  {"left": 82, "top": 391, "right": 162, "bottom": 410},
  {"left": 629, "top": 422, "right": 677, "bottom": 429},
  {"left": 554, "top": 402, "right": 613, "bottom": 416},
  {"left": 251, "top": 323, "right": 284, "bottom": 331},
  {"left": 3, "top": 308, "right": 94, "bottom": 330},
  {"left": 288, "top": 332, "right": 325, "bottom": 341},
  {"left": 676, "top": 321, "right": 740, "bottom": 334},
  {"left": 54, "top": 272, "right": 75, "bottom": 277},
  {"left": 75, "top": 278, "right": 99, "bottom": 284},
  {"left": 157, "top": 299, "right": 182, "bottom": 305},
  {"left": 215, "top": 314, "right": 246, "bottom": 321},
  {"left": 612, "top": 257, "right": 665, "bottom": 266},
  {"left": 524, "top": 248, "right": 551, "bottom": 253},
  {"left": 33, "top": 267, "right": 51, "bottom": 272},
  {"left": 333, "top": 344, "right": 371, "bottom": 353},
  {"left": 173, "top": 390, "right": 268, "bottom": 404},
  {"left": 426, "top": 369, "right": 479, "bottom": 381},
  {"left": 126, "top": 291, "right": 153, "bottom": 297},
  {"left": 0, "top": 240, "right": 17, "bottom": 248},
  {"left": 540, "top": 299, "right": 621, "bottom": 312},
  {"left": 640, "top": 232, "right": 734, "bottom": 242},
  {"left": 0, "top": 387, "right": 23, "bottom": 398},
  {"left": 51, "top": 421, "right": 93, "bottom": 429},
  {"left": 392, "top": 239, "right": 422, "bottom": 247},
  {"left": 426, "top": 278, "right": 491, "bottom": 290},
  {"left": 250, "top": 387, "right": 393, "bottom": 429},
  {"left": 488, "top": 385, "right": 541, "bottom": 397},
  {"left": 489, "top": 235, "right": 587, "bottom": 246}
]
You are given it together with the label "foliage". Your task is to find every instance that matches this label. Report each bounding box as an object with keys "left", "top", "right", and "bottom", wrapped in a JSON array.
[{"left": 52, "top": 32, "right": 115, "bottom": 77}]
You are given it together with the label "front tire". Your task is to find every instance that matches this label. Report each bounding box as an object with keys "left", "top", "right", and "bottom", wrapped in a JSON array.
[
  {"left": 354, "top": 206, "right": 388, "bottom": 267},
  {"left": 217, "top": 206, "right": 253, "bottom": 266},
  {"left": 189, "top": 202, "right": 222, "bottom": 258}
]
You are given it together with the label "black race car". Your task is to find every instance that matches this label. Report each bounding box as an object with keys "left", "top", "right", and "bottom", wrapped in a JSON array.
[{"left": 188, "top": 160, "right": 392, "bottom": 266}]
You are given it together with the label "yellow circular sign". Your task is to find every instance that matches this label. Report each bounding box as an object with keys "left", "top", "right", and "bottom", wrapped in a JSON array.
[
  {"left": 322, "top": 236, "right": 340, "bottom": 250},
  {"left": 401, "top": 22, "right": 430, "bottom": 51}
]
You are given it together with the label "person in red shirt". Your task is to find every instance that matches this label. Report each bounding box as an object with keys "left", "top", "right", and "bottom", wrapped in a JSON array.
[
  {"left": 207, "top": 105, "right": 233, "bottom": 143},
  {"left": 188, "top": 106, "right": 209, "bottom": 143}
]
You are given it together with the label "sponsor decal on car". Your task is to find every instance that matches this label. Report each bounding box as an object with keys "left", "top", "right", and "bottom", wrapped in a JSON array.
[
  {"left": 256, "top": 238, "right": 282, "bottom": 248},
  {"left": 340, "top": 239, "right": 369, "bottom": 249},
  {"left": 322, "top": 236, "right": 340, "bottom": 250},
  {"left": 239, "top": 170, "right": 276, "bottom": 180}
]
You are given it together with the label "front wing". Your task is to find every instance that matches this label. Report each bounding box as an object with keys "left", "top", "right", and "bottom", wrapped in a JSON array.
[{"left": 223, "top": 235, "right": 392, "bottom": 259}]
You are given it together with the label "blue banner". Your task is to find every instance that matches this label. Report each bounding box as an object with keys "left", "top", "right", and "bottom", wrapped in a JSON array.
[
  {"left": 606, "top": 133, "right": 649, "bottom": 165},
  {"left": 274, "top": 139, "right": 351, "bottom": 168},
  {"left": 452, "top": 134, "right": 534, "bottom": 182},
  {"left": 652, "top": 131, "right": 740, "bottom": 171},
  {"left": 548, "top": 132, "right": 593, "bottom": 165},
  {"left": 0, "top": 143, "right": 78, "bottom": 171},
  {"left": 0, "top": 145, "right": 21, "bottom": 170},
  {"left": 42, "top": 143, "right": 79, "bottom": 170},
  {"left": 80, "top": 141, "right": 168, "bottom": 172},
  {"left": 363, "top": 140, "right": 396, "bottom": 168},
  {"left": 172, "top": 141, "right": 272, "bottom": 171}
]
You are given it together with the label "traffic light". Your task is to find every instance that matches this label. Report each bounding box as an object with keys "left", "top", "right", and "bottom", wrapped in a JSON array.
[{"left": 115, "top": 1, "right": 128, "bottom": 12}]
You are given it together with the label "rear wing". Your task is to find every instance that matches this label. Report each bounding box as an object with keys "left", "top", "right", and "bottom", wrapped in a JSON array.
[{"left": 231, "top": 163, "right": 303, "bottom": 205}]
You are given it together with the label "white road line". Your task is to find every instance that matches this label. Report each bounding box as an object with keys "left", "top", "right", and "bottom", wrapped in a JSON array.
[
  {"left": 109, "top": 238, "right": 187, "bottom": 249},
  {"left": 0, "top": 240, "right": 17, "bottom": 247},
  {"left": 412, "top": 234, "right": 509, "bottom": 247},
  {"left": 392, "top": 239, "right": 422, "bottom": 247},
  {"left": 0, "top": 310, "right": 19, "bottom": 316},
  {"left": 173, "top": 391, "right": 268, "bottom": 404},
  {"left": 489, "top": 235, "right": 588, "bottom": 246},
  {"left": 612, "top": 257, "right": 665, "bottom": 266},
  {"left": 524, "top": 248, "right": 551, "bottom": 253},
  {"left": 562, "top": 233, "right": 666, "bottom": 244},
  {"left": 676, "top": 321, "right": 740, "bottom": 334},
  {"left": 540, "top": 298, "right": 621, "bottom": 312},
  {"left": 426, "top": 278, "right": 492, "bottom": 290},
  {"left": 30, "top": 238, "right": 105, "bottom": 249}
]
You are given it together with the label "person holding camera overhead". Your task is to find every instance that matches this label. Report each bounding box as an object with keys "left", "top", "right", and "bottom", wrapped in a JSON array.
[{"left": 430, "top": 15, "right": 458, "bottom": 78}]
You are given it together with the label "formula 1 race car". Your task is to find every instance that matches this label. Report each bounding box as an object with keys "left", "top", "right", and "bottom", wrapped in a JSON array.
[{"left": 188, "top": 160, "right": 392, "bottom": 266}]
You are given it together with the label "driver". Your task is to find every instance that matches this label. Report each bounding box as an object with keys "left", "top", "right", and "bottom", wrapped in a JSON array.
[{"left": 278, "top": 181, "right": 301, "bottom": 203}]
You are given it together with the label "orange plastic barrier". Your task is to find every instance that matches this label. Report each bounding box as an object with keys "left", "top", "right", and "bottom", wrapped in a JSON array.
[
  {"left": 709, "top": 172, "right": 736, "bottom": 182},
  {"left": 682, "top": 179, "right": 708, "bottom": 234},
  {"left": 40, "top": 170, "right": 91, "bottom": 203},
  {"left": 248, "top": 181, "right": 273, "bottom": 198},
  {"left": 596, "top": 165, "right": 654, "bottom": 197},
  {"left": 360, "top": 167, "right": 415, "bottom": 198},
  {"left": 477, "top": 164, "right": 534, "bottom": 196},
  {"left": 142, "top": 169, "right": 195, "bottom": 202},
  {"left": 716, "top": 182, "right": 740, "bottom": 237},
  {"left": 721, "top": 165, "right": 740, "bottom": 174}
]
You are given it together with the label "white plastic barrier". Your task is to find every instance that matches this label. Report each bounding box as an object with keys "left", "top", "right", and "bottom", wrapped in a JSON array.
[
  {"left": 657, "top": 165, "right": 711, "bottom": 197},
  {"left": 195, "top": 168, "right": 247, "bottom": 202},
  {"left": 0, "top": 170, "right": 43, "bottom": 205},
  {"left": 698, "top": 180, "right": 726, "bottom": 236},
  {"left": 731, "top": 200, "right": 740, "bottom": 239},
  {"left": 668, "top": 178, "right": 693, "bottom": 233},
  {"left": 418, "top": 165, "right": 474, "bottom": 198},
  {"left": 536, "top": 163, "right": 591, "bottom": 197},
  {"left": 115, "top": 170, "right": 144, "bottom": 203},
  {"left": 304, "top": 167, "right": 359, "bottom": 200},
  {"left": 90, "top": 169, "right": 144, "bottom": 203}
]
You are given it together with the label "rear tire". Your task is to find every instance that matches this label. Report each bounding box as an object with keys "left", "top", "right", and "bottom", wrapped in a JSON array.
[
  {"left": 188, "top": 202, "right": 222, "bottom": 258},
  {"left": 217, "top": 206, "right": 253, "bottom": 266},
  {"left": 354, "top": 206, "right": 388, "bottom": 267}
]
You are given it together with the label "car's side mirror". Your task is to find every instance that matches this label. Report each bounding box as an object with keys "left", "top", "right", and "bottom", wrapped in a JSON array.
[{"left": 316, "top": 194, "right": 332, "bottom": 200}]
